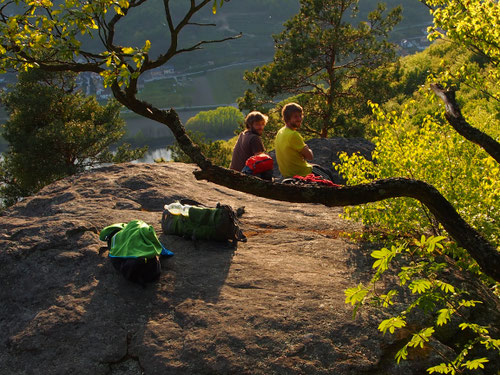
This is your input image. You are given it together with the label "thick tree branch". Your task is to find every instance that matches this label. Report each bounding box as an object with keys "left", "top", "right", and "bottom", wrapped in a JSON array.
[
  {"left": 194, "top": 167, "right": 500, "bottom": 282},
  {"left": 109, "top": 80, "right": 500, "bottom": 282},
  {"left": 431, "top": 83, "right": 500, "bottom": 164}
]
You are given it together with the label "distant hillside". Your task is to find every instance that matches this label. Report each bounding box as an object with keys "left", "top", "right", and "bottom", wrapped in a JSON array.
[{"left": 98, "top": 0, "right": 432, "bottom": 71}]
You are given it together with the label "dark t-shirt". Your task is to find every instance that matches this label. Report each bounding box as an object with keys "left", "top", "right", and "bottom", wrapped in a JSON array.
[{"left": 229, "top": 130, "right": 265, "bottom": 171}]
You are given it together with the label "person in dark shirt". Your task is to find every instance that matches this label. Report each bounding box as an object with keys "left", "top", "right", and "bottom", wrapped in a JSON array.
[{"left": 230, "top": 111, "right": 268, "bottom": 172}]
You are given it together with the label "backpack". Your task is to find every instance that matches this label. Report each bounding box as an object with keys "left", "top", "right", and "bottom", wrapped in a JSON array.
[
  {"left": 242, "top": 154, "right": 274, "bottom": 175},
  {"left": 100, "top": 220, "right": 173, "bottom": 286},
  {"left": 109, "top": 256, "right": 161, "bottom": 287},
  {"left": 162, "top": 202, "right": 246, "bottom": 245}
]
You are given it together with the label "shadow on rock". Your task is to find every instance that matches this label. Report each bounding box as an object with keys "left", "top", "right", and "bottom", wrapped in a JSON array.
[{"left": 160, "top": 234, "right": 236, "bottom": 304}]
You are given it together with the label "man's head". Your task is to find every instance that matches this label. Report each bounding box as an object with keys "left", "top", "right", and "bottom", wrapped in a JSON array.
[
  {"left": 282, "top": 103, "right": 303, "bottom": 130},
  {"left": 245, "top": 111, "right": 268, "bottom": 136}
]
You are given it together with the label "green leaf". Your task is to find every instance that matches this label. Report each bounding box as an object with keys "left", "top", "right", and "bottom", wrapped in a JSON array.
[
  {"left": 408, "top": 327, "right": 434, "bottom": 348},
  {"left": 436, "top": 308, "right": 452, "bottom": 326},
  {"left": 122, "top": 46, "right": 135, "bottom": 54},
  {"left": 378, "top": 316, "right": 406, "bottom": 335},
  {"left": 395, "top": 345, "right": 408, "bottom": 363},
  {"left": 409, "top": 279, "right": 433, "bottom": 294},
  {"left": 427, "top": 363, "right": 455, "bottom": 374},
  {"left": 344, "top": 283, "right": 368, "bottom": 306},
  {"left": 462, "top": 358, "right": 488, "bottom": 370},
  {"left": 435, "top": 280, "right": 455, "bottom": 294}
]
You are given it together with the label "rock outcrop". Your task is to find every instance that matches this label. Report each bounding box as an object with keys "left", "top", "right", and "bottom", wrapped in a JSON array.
[{"left": 0, "top": 162, "right": 461, "bottom": 374}]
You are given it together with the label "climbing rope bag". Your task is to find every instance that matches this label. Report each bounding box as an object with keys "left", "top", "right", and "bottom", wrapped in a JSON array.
[
  {"left": 100, "top": 220, "right": 173, "bottom": 286},
  {"left": 162, "top": 202, "right": 246, "bottom": 245}
]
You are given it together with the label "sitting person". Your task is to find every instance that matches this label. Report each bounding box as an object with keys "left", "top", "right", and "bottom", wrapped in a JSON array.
[
  {"left": 230, "top": 111, "right": 273, "bottom": 180},
  {"left": 274, "top": 102, "right": 333, "bottom": 181}
]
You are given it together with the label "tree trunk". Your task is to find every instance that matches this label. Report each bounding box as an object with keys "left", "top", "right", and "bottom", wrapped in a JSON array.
[{"left": 431, "top": 83, "right": 500, "bottom": 164}]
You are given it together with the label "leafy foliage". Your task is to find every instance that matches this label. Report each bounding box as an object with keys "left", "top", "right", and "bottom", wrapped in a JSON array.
[
  {"left": 185, "top": 106, "right": 243, "bottom": 140},
  {"left": 337, "top": 96, "right": 499, "bottom": 244},
  {"left": 424, "top": 0, "right": 500, "bottom": 103},
  {"left": 0, "top": 70, "right": 146, "bottom": 206},
  {"left": 345, "top": 236, "right": 499, "bottom": 374},
  {"left": 341, "top": 1, "right": 500, "bottom": 372}
]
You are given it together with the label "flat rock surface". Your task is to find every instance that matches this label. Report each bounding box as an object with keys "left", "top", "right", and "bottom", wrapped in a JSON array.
[{"left": 0, "top": 162, "right": 441, "bottom": 374}]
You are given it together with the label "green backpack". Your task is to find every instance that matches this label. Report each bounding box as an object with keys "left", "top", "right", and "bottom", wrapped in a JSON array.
[{"left": 161, "top": 202, "right": 246, "bottom": 244}]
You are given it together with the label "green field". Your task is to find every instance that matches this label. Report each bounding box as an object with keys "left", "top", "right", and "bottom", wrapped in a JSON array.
[
  {"left": 206, "top": 64, "right": 261, "bottom": 104},
  {"left": 137, "top": 78, "right": 197, "bottom": 108}
]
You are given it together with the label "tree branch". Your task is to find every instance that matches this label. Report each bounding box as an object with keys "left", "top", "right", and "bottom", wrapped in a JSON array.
[
  {"left": 194, "top": 167, "right": 500, "bottom": 282},
  {"left": 173, "top": 33, "right": 242, "bottom": 55},
  {"left": 431, "top": 83, "right": 500, "bottom": 164},
  {"left": 109, "top": 81, "right": 500, "bottom": 282}
]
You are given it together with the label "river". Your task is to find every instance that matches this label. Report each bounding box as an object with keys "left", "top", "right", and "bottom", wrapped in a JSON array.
[
  {"left": 123, "top": 109, "right": 202, "bottom": 163},
  {"left": 135, "top": 147, "right": 172, "bottom": 163}
]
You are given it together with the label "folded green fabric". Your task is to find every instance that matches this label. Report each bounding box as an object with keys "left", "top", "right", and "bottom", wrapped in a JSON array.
[{"left": 100, "top": 220, "right": 164, "bottom": 258}]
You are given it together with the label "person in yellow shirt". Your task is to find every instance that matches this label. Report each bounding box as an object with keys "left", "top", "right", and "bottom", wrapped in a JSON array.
[
  {"left": 274, "top": 102, "right": 314, "bottom": 177},
  {"left": 274, "top": 102, "right": 333, "bottom": 181}
]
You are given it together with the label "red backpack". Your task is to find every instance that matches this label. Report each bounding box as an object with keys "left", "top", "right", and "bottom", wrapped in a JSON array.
[{"left": 242, "top": 154, "right": 274, "bottom": 175}]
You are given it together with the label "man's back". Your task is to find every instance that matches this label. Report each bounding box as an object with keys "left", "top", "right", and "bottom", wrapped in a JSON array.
[
  {"left": 230, "top": 130, "right": 265, "bottom": 171},
  {"left": 275, "top": 126, "right": 312, "bottom": 177}
]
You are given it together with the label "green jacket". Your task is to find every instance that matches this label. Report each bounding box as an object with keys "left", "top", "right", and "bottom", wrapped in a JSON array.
[{"left": 100, "top": 220, "right": 164, "bottom": 258}]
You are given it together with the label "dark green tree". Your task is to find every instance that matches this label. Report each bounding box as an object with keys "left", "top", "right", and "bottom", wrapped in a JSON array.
[
  {"left": 239, "top": 0, "right": 402, "bottom": 138},
  {"left": 0, "top": 69, "right": 146, "bottom": 206}
]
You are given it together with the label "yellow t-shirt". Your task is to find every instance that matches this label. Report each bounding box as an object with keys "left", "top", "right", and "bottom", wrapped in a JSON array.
[{"left": 274, "top": 126, "right": 312, "bottom": 177}]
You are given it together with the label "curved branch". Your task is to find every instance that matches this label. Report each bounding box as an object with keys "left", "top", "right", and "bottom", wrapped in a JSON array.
[
  {"left": 194, "top": 167, "right": 500, "bottom": 283},
  {"left": 431, "top": 83, "right": 500, "bottom": 164},
  {"left": 111, "top": 85, "right": 500, "bottom": 282}
]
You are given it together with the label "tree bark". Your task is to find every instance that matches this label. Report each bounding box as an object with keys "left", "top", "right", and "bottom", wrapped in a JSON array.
[{"left": 431, "top": 83, "right": 500, "bottom": 164}]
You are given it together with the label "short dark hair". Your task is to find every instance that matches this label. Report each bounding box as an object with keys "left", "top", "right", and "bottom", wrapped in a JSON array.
[
  {"left": 282, "top": 103, "right": 303, "bottom": 123},
  {"left": 245, "top": 111, "right": 268, "bottom": 129}
]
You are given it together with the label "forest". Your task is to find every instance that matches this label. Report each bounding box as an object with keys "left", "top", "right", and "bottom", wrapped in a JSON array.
[{"left": 0, "top": 0, "right": 499, "bottom": 373}]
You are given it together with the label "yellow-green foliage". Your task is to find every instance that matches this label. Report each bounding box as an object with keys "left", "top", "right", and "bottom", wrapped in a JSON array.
[
  {"left": 342, "top": 2, "right": 500, "bottom": 370},
  {"left": 185, "top": 106, "right": 244, "bottom": 140},
  {"left": 337, "top": 98, "right": 499, "bottom": 245}
]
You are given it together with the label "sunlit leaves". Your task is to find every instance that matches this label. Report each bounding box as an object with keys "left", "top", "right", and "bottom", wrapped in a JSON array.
[
  {"left": 344, "top": 283, "right": 368, "bottom": 306},
  {"left": 427, "top": 362, "right": 456, "bottom": 374},
  {"left": 0, "top": 0, "right": 139, "bottom": 81},
  {"left": 427, "top": 0, "right": 500, "bottom": 64},
  {"left": 435, "top": 280, "right": 455, "bottom": 294},
  {"left": 462, "top": 358, "right": 489, "bottom": 370},
  {"left": 212, "top": 0, "right": 225, "bottom": 14},
  {"left": 436, "top": 308, "right": 452, "bottom": 326},
  {"left": 425, "top": 0, "right": 500, "bottom": 103},
  {"left": 371, "top": 244, "right": 405, "bottom": 275},
  {"left": 337, "top": 95, "right": 500, "bottom": 245},
  {"left": 378, "top": 316, "right": 406, "bottom": 335},
  {"left": 409, "top": 279, "right": 433, "bottom": 294}
]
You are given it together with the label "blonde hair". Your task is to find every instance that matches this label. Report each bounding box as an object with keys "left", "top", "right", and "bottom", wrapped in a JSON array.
[
  {"left": 281, "top": 102, "right": 303, "bottom": 123},
  {"left": 245, "top": 111, "right": 268, "bottom": 129}
]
